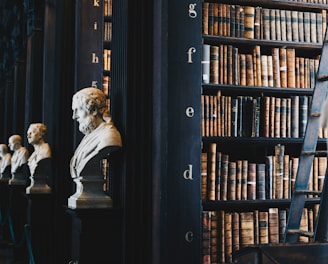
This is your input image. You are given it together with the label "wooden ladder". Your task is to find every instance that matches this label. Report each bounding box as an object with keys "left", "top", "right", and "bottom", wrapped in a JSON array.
[{"left": 283, "top": 28, "right": 328, "bottom": 243}]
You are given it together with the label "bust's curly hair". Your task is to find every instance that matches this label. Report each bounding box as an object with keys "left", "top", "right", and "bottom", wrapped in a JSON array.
[{"left": 73, "top": 87, "right": 111, "bottom": 121}]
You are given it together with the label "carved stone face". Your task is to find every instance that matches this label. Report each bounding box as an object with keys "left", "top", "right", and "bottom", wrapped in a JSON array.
[
  {"left": 27, "top": 125, "right": 42, "bottom": 145},
  {"left": 72, "top": 98, "right": 98, "bottom": 135}
]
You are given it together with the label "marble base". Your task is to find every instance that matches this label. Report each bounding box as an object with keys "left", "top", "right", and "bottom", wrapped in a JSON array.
[{"left": 26, "top": 177, "right": 51, "bottom": 194}]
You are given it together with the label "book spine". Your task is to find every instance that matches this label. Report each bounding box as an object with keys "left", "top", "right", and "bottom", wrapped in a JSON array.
[
  {"left": 236, "top": 160, "right": 242, "bottom": 200},
  {"left": 221, "top": 154, "right": 229, "bottom": 200},
  {"left": 240, "top": 212, "right": 254, "bottom": 247},
  {"left": 247, "top": 163, "right": 257, "bottom": 200},
  {"left": 202, "top": 44, "right": 210, "bottom": 84},
  {"left": 232, "top": 212, "right": 240, "bottom": 251},
  {"left": 270, "top": 9, "right": 276, "bottom": 40},
  {"left": 283, "top": 154, "right": 290, "bottom": 199},
  {"left": 224, "top": 213, "right": 232, "bottom": 262},
  {"left": 210, "top": 45, "right": 219, "bottom": 84},
  {"left": 272, "top": 48, "right": 281, "bottom": 87},
  {"left": 279, "top": 48, "right": 287, "bottom": 88},
  {"left": 262, "top": 8, "right": 270, "bottom": 40},
  {"left": 303, "top": 12, "right": 311, "bottom": 43},
  {"left": 285, "top": 10, "right": 292, "bottom": 41},
  {"left": 202, "top": 2, "right": 209, "bottom": 35},
  {"left": 291, "top": 11, "right": 299, "bottom": 42},
  {"left": 202, "top": 211, "right": 212, "bottom": 264},
  {"left": 269, "top": 208, "right": 279, "bottom": 244},
  {"left": 210, "top": 212, "right": 218, "bottom": 263},
  {"left": 241, "top": 160, "right": 248, "bottom": 200},
  {"left": 208, "top": 143, "right": 217, "bottom": 200},
  {"left": 287, "top": 49, "right": 296, "bottom": 88},
  {"left": 280, "top": 98, "right": 287, "bottom": 138},
  {"left": 299, "top": 96, "right": 308, "bottom": 137},
  {"left": 280, "top": 10, "right": 287, "bottom": 41},
  {"left": 244, "top": 6, "right": 255, "bottom": 39},
  {"left": 256, "top": 163, "right": 266, "bottom": 200},
  {"left": 216, "top": 151, "right": 222, "bottom": 200},
  {"left": 310, "top": 12, "right": 317, "bottom": 43},
  {"left": 298, "top": 11, "right": 304, "bottom": 42},
  {"left": 259, "top": 211, "right": 269, "bottom": 244},
  {"left": 279, "top": 210, "right": 287, "bottom": 243},
  {"left": 228, "top": 161, "right": 236, "bottom": 200}
]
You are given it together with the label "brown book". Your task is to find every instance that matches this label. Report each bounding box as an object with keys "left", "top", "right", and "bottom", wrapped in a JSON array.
[
  {"left": 224, "top": 213, "right": 232, "bottom": 262},
  {"left": 267, "top": 55, "right": 274, "bottom": 87},
  {"left": 210, "top": 212, "right": 218, "bottom": 263},
  {"left": 261, "top": 55, "right": 268, "bottom": 87},
  {"left": 233, "top": 47, "right": 239, "bottom": 85},
  {"left": 246, "top": 54, "right": 254, "bottom": 86},
  {"left": 213, "top": 3, "right": 219, "bottom": 36},
  {"left": 219, "top": 45, "right": 224, "bottom": 84},
  {"left": 208, "top": 143, "right": 217, "bottom": 200},
  {"left": 262, "top": 8, "right": 270, "bottom": 40},
  {"left": 202, "top": 2, "right": 209, "bottom": 35},
  {"left": 218, "top": 4, "right": 223, "bottom": 36},
  {"left": 266, "top": 155, "right": 275, "bottom": 199},
  {"left": 210, "top": 45, "right": 219, "bottom": 84},
  {"left": 227, "top": 45, "right": 233, "bottom": 85},
  {"left": 275, "top": 144, "right": 285, "bottom": 199},
  {"left": 312, "top": 156, "right": 319, "bottom": 197},
  {"left": 259, "top": 211, "right": 269, "bottom": 244},
  {"left": 280, "top": 98, "right": 287, "bottom": 138},
  {"left": 280, "top": 10, "right": 287, "bottom": 42},
  {"left": 208, "top": 3, "right": 214, "bottom": 35},
  {"left": 263, "top": 96, "right": 270, "bottom": 137},
  {"left": 291, "top": 11, "right": 299, "bottom": 42},
  {"left": 225, "top": 4, "right": 231, "bottom": 37},
  {"left": 228, "top": 161, "right": 236, "bottom": 200},
  {"left": 220, "top": 95, "right": 225, "bottom": 136},
  {"left": 241, "top": 160, "right": 248, "bottom": 200},
  {"left": 285, "top": 10, "right": 292, "bottom": 42},
  {"left": 247, "top": 163, "right": 256, "bottom": 200},
  {"left": 202, "top": 211, "right": 212, "bottom": 264},
  {"left": 274, "top": 97, "right": 281, "bottom": 138},
  {"left": 201, "top": 152, "right": 208, "bottom": 201},
  {"left": 239, "top": 53, "right": 247, "bottom": 86},
  {"left": 232, "top": 212, "right": 240, "bottom": 251},
  {"left": 244, "top": 6, "right": 255, "bottom": 39},
  {"left": 254, "top": 7, "right": 261, "bottom": 39},
  {"left": 221, "top": 154, "right": 229, "bottom": 200},
  {"left": 318, "top": 156, "right": 327, "bottom": 192},
  {"left": 218, "top": 210, "right": 225, "bottom": 263},
  {"left": 279, "top": 48, "right": 287, "bottom": 88},
  {"left": 222, "top": 4, "right": 228, "bottom": 37},
  {"left": 283, "top": 154, "right": 290, "bottom": 199},
  {"left": 303, "top": 12, "right": 311, "bottom": 43},
  {"left": 226, "top": 96, "right": 231, "bottom": 137},
  {"left": 299, "top": 208, "right": 309, "bottom": 243},
  {"left": 236, "top": 160, "right": 242, "bottom": 200},
  {"left": 286, "top": 49, "right": 296, "bottom": 88},
  {"left": 275, "top": 9, "right": 281, "bottom": 41},
  {"left": 270, "top": 96, "right": 276, "bottom": 138},
  {"left": 254, "top": 46, "right": 262, "bottom": 87},
  {"left": 254, "top": 210, "right": 259, "bottom": 245},
  {"left": 257, "top": 163, "right": 266, "bottom": 200},
  {"left": 295, "top": 57, "right": 300, "bottom": 88},
  {"left": 308, "top": 161, "right": 313, "bottom": 198},
  {"left": 205, "top": 95, "right": 210, "bottom": 137},
  {"left": 235, "top": 5, "right": 242, "bottom": 38},
  {"left": 230, "top": 5, "right": 236, "bottom": 37},
  {"left": 216, "top": 91, "right": 222, "bottom": 137},
  {"left": 272, "top": 48, "right": 281, "bottom": 87},
  {"left": 291, "top": 157, "right": 299, "bottom": 193},
  {"left": 298, "top": 11, "right": 304, "bottom": 42},
  {"left": 240, "top": 212, "right": 254, "bottom": 247},
  {"left": 270, "top": 9, "right": 276, "bottom": 40},
  {"left": 201, "top": 95, "right": 205, "bottom": 137},
  {"left": 268, "top": 208, "right": 279, "bottom": 244}
]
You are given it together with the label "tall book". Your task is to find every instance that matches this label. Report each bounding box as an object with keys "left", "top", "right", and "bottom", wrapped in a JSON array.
[
  {"left": 298, "top": 11, "right": 304, "bottom": 42},
  {"left": 283, "top": 154, "right": 290, "bottom": 199},
  {"left": 275, "top": 144, "right": 285, "bottom": 199},
  {"left": 216, "top": 151, "right": 222, "bottom": 200},
  {"left": 230, "top": 5, "right": 236, "bottom": 38},
  {"left": 268, "top": 208, "right": 279, "bottom": 244},
  {"left": 239, "top": 53, "right": 246, "bottom": 86},
  {"left": 259, "top": 211, "right": 269, "bottom": 244},
  {"left": 212, "top": 3, "right": 219, "bottom": 36},
  {"left": 224, "top": 213, "right": 232, "bottom": 263},
  {"left": 257, "top": 163, "right": 266, "bottom": 200},
  {"left": 310, "top": 12, "right": 317, "bottom": 43},
  {"left": 270, "top": 96, "right": 276, "bottom": 138},
  {"left": 254, "top": 7, "right": 261, "bottom": 39},
  {"left": 240, "top": 212, "right": 254, "bottom": 247},
  {"left": 303, "top": 12, "right": 311, "bottom": 43},
  {"left": 262, "top": 8, "right": 270, "bottom": 40},
  {"left": 291, "top": 157, "right": 299, "bottom": 193},
  {"left": 247, "top": 163, "right": 257, "bottom": 200},
  {"left": 244, "top": 6, "right": 255, "bottom": 39},
  {"left": 221, "top": 154, "right": 229, "bottom": 200},
  {"left": 208, "top": 143, "right": 217, "bottom": 200},
  {"left": 210, "top": 211, "right": 218, "bottom": 263},
  {"left": 202, "top": 2, "right": 209, "bottom": 35},
  {"left": 318, "top": 157, "right": 327, "bottom": 192},
  {"left": 254, "top": 46, "right": 262, "bottom": 87},
  {"left": 291, "top": 11, "right": 299, "bottom": 42},
  {"left": 236, "top": 160, "right": 242, "bottom": 200},
  {"left": 201, "top": 152, "right": 208, "bottom": 200},
  {"left": 265, "top": 155, "right": 274, "bottom": 199},
  {"left": 279, "top": 209, "right": 287, "bottom": 243},
  {"left": 246, "top": 54, "right": 254, "bottom": 86},
  {"left": 202, "top": 211, "right": 211, "bottom": 264},
  {"left": 261, "top": 55, "right": 268, "bottom": 87},
  {"left": 210, "top": 45, "right": 219, "bottom": 84},
  {"left": 291, "top": 95, "right": 300, "bottom": 138},
  {"left": 275, "top": 9, "right": 281, "bottom": 41},
  {"left": 228, "top": 161, "right": 236, "bottom": 200},
  {"left": 231, "top": 98, "right": 238, "bottom": 137},
  {"left": 267, "top": 55, "right": 274, "bottom": 87},
  {"left": 232, "top": 212, "right": 240, "bottom": 252},
  {"left": 241, "top": 160, "right": 248, "bottom": 200},
  {"left": 272, "top": 48, "right": 281, "bottom": 87},
  {"left": 254, "top": 210, "right": 259, "bottom": 245},
  {"left": 299, "top": 96, "right": 308, "bottom": 137},
  {"left": 263, "top": 96, "right": 270, "bottom": 137},
  {"left": 218, "top": 210, "right": 225, "bottom": 263},
  {"left": 280, "top": 98, "right": 287, "bottom": 138},
  {"left": 286, "top": 98, "right": 292, "bottom": 138},
  {"left": 280, "top": 9, "right": 287, "bottom": 42},
  {"left": 285, "top": 10, "right": 292, "bottom": 42},
  {"left": 279, "top": 48, "right": 287, "bottom": 88},
  {"left": 274, "top": 97, "right": 281, "bottom": 138},
  {"left": 286, "top": 49, "right": 296, "bottom": 88}
]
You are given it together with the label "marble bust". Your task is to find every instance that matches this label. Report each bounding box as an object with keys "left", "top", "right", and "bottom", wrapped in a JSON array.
[
  {"left": 0, "top": 144, "right": 12, "bottom": 182},
  {"left": 8, "top": 134, "right": 30, "bottom": 185},
  {"left": 68, "top": 87, "right": 122, "bottom": 209},
  {"left": 26, "top": 123, "right": 52, "bottom": 194}
]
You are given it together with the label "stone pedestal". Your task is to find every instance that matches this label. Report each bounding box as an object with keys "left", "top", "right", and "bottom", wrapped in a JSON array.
[
  {"left": 9, "top": 164, "right": 29, "bottom": 186},
  {"left": 26, "top": 193, "right": 53, "bottom": 264},
  {"left": 66, "top": 207, "right": 122, "bottom": 263},
  {"left": 26, "top": 158, "right": 51, "bottom": 194}
]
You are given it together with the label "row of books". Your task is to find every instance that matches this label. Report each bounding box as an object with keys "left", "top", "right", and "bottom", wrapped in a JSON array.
[
  {"left": 103, "top": 49, "right": 111, "bottom": 71},
  {"left": 201, "top": 92, "right": 328, "bottom": 138},
  {"left": 201, "top": 143, "right": 327, "bottom": 201},
  {"left": 202, "top": 207, "right": 318, "bottom": 264},
  {"left": 104, "top": 0, "right": 112, "bottom": 17},
  {"left": 202, "top": 44, "right": 319, "bottom": 88},
  {"left": 202, "top": 3, "right": 326, "bottom": 43},
  {"left": 104, "top": 21, "right": 112, "bottom": 42}
]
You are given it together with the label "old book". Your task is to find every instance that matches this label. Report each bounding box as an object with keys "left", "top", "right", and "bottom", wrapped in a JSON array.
[
  {"left": 246, "top": 54, "right": 254, "bottom": 86},
  {"left": 312, "top": 156, "right": 318, "bottom": 197},
  {"left": 224, "top": 213, "right": 232, "bottom": 262},
  {"left": 218, "top": 4, "right": 223, "bottom": 36},
  {"left": 254, "top": 7, "right": 261, "bottom": 39},
  {"left": 291, "top": 11, "right": 299, "bottom": 42},
  {"left": 201, "top": 152, "right": 208, "bottom": 200},
  {"left": 263, "top": 96, "right": 270, "bottom": 137},
  {"left": 219, "top": 45, "right": 224, "bottom": 84},
  {"left": 303, "top": 12, "right": 311, "bottom": 43},
  {"left": 228, "top": 161, "right": 236, "bottom": 200},
  {"left": 218, "top": 211, "right": 225, "bottom": 263},
  {"left": 210, "top": 96, "right": 216, "bottom": 136},
  {"left": 299, "top": 208, "right": 309, "bottom": 242},
  {"left": 236, "top": 160, "right": 242, "bottom": 200},
  {"left": 202, "top": 2, "right": 209, "bottom": 35},
  {"left": 235, "top": 5, "right": 242, "bottom": 38},
  {"left": 237, "top": 96, "right": 244, "bottom": 137},
  {"left": 322, "top": 10, "right": 327, "bottom": 42},
  {"left": 280, "top": 9, "right": 287, "bottom": 41},
  {"left": 254, "top": 210, "right": 259, "bottom": 245},
  {"left": 299, "top": 57, "right": 305, "bottom": 88},
  {"left": 270, "top": 9, "right": 276, "bottom": 40},
  {"left": 280, "top": 98, "right": 287, "bottom": 138},
  {"left": 208, "top": 143, "right": 217, "bottom": 200},
  {"left": 274, "top": 97, "right": 281, "bottom": 138},
  {"left": 295, "top": 57, "right": 300, "bottom": 88},
  {"left": 286, "top": 49, "right": 296, "bottom": 88},
  {"left": 254, "top": 46, "right": 262, "bottom": 87},
  {"left": 202, "top": 211, "right": 212, "bottom": 264},
  {"left": 210, "top": 45, "right": 219, "bottom": 84},
  {"left": 279, "top": 210, "right": 287, "bottom": 243},
  {"left": 269, "top": 96, "right": 276, "bottom": 138},
  {"left": 291, "top": 157, "right": 299, "bottom": 193},
  {"left": 265, "top": 155, "right": 274, "bottom": 199},
  {"left": 230, "top": 5, "right": 236, "bottom": 37},
  {"left": 216, "top": 151, "right": 222, "bottom": 200},
  {"left": 240, "top": 212, "right": 254, "bottom": 247},
  {"left": 283, "top": 154, "right": 290, "bottom": 199},
  {"left": 308, "top": 209, "right": 314, "bottom": 242},
  {"left": 210, "top": 211, "right": 218, "bottom": 263},
  {"left": 304, "top": 58, "right": 309, "bottom": 88},
  {"left": 232, "top": 212, "right": 240, "bottom": 251},
  {"left": 259, "top": 211, "right": 269, "bottom": 244},
  {"left": 275, "top": 144, "right": 285, "bottom": 199},
  {"left": 286, "top": 98, "right": 292, "bottom": 138},
  {"left": 202, "top": 44, "right": 210, "bottom": 84},
  {"left": 239, "top": 54, "right": 246, "bottom": 86},
  {"left": 268, "top": 208, "right": 279, "bottom": 244},
  {"left": 207, "top": 3, "right": 214, "bottom": 35},
  {"left": 222, "top": 4, "right": 228, "bottom": 37},
  {"left": 318, "top": 156, "right": 327, "bottom": 192},
  {"left": 298, "top": 11, "right": 304, "bottom": 42},
  {"left": 241, "top": 160, "right": 248, "bottom": 200},
  {"left": 220, "top": 95, "right": 225, "bottom": 136},
  {"left": 244, "top": 6, "right": 255, "bottom": 39},
  {"left": 201, "top": 95, "right": 205, "bottom": 137},
  {"left": 252, "top": 97, "right": 261, "bottom": 137},
  {"left": 257, "top": 163, "right": 266, "bottom": 200},
  {"left": 205, "top": 95, "right": 210, "bottom": 137},
  {"left": 233, "top": 47, "right": 239, "bottom": 85},
  {"left": 272, "top": 48, "right": 281, "bottom": 87},
  {"left": 216, "top": 91, "right": 221, "bottom": 137},
  {"left": 226, "top": 96, "right": 231, "bottom": 137},
  {"left": 221, "top": 154, "right": 229, "bottom": 200},
  {"left": 275, "top": 9, "right": 281, "bottom": 41},
  {"left": 310, "top": 12, "right": 317, "bottom": 43},
  {"left": 261, "top": 55, "right": 268, "bottom": 87},
  {"left": 231, "top": 98, "right": 238, "bottom": 137},
  {"left": 299, "top": 96, "right": 308, "bottom": 137},
  {"left": 279, "top": 48, "right": 287, "bottom": 88},
  {"left": 267, "top": 55, "right": 274, "bottom": 87},
  {"left": 213, "top": 3, "right": 219, "bottom": 35},
  {"left": 285, "top": 10, "right": 292, "bottom": 41},
  {"left": 227, "top": 45, "right": 233, "bottom": 85},
  {"left": 262, "top": 8, "right": 270, "bottom": 40},
  {"left": 247, "top": 163, "right": 256, "bottom": 200}
]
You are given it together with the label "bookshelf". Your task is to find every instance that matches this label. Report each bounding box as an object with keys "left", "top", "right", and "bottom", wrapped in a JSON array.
[{"left": 201, "top": 1, "right": 328, "bottom": 263}]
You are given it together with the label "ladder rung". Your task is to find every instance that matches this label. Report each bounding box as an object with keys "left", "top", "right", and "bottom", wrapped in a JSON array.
[
  {"left": 301, "top": 150, "right": 328, "bottom": 155},
  {"left": 317, "top": 73, "right": 328, "bottom": 81},
  {"left": 310, "top": 112, "right": 321, "bottom": 117},
  {"left": 287, "top": 229, "right": 314, "bottom": 238},
  {"left": 294, "top": 190, "right": 322, "bottom": 195}
]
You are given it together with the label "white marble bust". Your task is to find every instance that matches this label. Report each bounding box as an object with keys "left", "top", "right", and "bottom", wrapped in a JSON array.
[
  {"left": 0, "top": 144, "right": 11, "bottom": 175},
  {"left": 68, "top": 87, "right": 122, "bottom": 208},
  {"left": 8, "top": 134, "right": 29, "bottom": 174}
]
